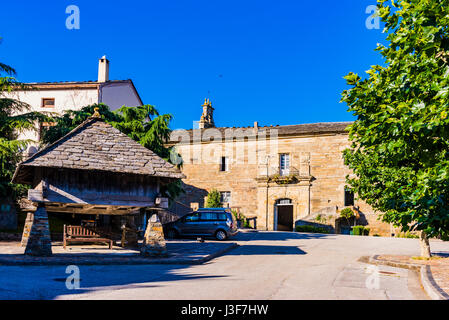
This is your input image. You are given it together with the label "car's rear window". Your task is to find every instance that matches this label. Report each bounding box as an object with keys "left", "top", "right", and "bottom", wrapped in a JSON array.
[{"left": 200, "top": 212, "right": 218, "bottom": 221}]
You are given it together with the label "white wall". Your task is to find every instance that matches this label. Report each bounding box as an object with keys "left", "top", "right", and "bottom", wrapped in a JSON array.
[
  {"left": 3, "top": 88, "right": 99, "bottom": 144},
  {"left": 4, "top": 88, "right": 99, "bottom": 115}
]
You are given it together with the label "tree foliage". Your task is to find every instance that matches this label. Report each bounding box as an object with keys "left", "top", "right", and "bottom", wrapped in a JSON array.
[
  {"left": 0, "top": 53, "right": 48, "bottom": 198},
  {"left": 342, "top": 0, "right": 449, "bottom": 243},
  {"left": 41, "top": 103, "right": 183, "bottom": 199},
  {"left": 205, "top": 189, "right": 222, "bottom": 208}
]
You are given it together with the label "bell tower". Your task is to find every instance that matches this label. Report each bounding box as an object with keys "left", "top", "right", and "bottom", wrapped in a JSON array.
[{"left": 198, "top": 98, "right": 215, "bottom": 129}]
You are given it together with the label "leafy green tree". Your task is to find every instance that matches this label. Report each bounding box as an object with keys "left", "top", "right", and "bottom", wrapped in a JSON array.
[
  {"left": 41, "top": 103, "right": 183, "bottom": 200},
  {"left": 0, "top": 57, "right": 48, "bottom": 199},
  {"left": 205, "top": 189, "right": 222, "bottom": 208},
  {"left": 342, "top": 0, "right": 449, "bottom": 257},
  {"left": 340, "top": 208, "right": 355, "bottom": 227}
]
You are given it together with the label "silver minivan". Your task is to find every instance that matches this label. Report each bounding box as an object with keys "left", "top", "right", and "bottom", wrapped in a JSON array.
[{"left": 164, "top": 208, "right": 238, "bottom": 240}]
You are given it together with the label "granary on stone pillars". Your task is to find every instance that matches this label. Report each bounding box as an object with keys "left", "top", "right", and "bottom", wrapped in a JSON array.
[{"left": 12, "top": 109, "right": 185, "bottom": 256}]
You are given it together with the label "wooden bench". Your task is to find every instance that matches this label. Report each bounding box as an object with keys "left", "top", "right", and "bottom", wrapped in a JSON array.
[{"left": 63, "top": 225, "right": 113, "bottom": 249}]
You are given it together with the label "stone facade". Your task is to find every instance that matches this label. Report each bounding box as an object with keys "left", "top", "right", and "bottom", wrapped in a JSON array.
[{"left": 167, "top": 101, "right": 393, "bottom": 236}]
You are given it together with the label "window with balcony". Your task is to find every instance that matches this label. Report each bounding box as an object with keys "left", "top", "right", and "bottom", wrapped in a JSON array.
[{"left": 279, "top": 153, "right": 290, "bottom": 176}]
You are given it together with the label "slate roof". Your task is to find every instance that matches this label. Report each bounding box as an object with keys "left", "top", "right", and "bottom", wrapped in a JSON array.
[
  {"left": 168, "top": 121, "right": 352, "bottom": 144},
  {"left": 12, "top": 116, "right": 185, "bottom": 185}
]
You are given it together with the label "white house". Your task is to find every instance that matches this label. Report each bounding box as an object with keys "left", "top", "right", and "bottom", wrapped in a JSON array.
[{"left": 5, "top": 56, "right": 143, "bottom": 150}]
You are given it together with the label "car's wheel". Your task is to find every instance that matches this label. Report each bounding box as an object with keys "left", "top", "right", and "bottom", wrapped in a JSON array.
[
  {"left": 166, "top": 229, "right": 178, "bottom": 239},
  {"left": 215, "top": 230, "right": 227, "bottom": 241}
]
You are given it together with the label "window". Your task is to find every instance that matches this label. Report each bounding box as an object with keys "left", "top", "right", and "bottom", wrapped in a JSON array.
[
  {"left": 200, "top": 212, "right": 218, "bottom": 221},
  {"left": 185, "top": 213, "right": 200, "bottom": 222},
  {"left": 279, "top": 154, "right": 290, "bottom": 176},
  {"left": 220, "top": 157, "right": 229, "bottom": 172},
  {"left": 220, "top": 191, "right": 231, "bottom": 204},
  {"left": 41, "top": 98, "right": 55, "bottom": 108},
  {"left": 217, "top": 213, "right": 227, "bottom": 221},
  {"left": 276, "top": 199, "right": 292, "bottom": 205},
  {"left": 344, "top": 189, "right": 355, "bottom": 206}
]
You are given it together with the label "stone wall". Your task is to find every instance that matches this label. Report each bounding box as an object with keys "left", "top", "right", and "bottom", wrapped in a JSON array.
[{"left": 173, "top": 130, "right": 392, "bottom": 236}]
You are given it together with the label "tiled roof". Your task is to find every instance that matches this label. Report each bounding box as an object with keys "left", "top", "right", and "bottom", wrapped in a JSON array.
[
  {"left": 168, "top": 121, "right": 352, "bottom": 144},
  {"left": 12, "top": 117, "right": 185, "bottom": 184},
  {"left": 11, "top": 79, "right": 132, "bottom": 90}
]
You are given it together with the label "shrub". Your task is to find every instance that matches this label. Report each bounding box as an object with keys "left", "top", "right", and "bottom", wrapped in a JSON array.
[
  {"left": 295, "top": 225, "right": 329, "bottom": 234},
  {"left": 352, "top": 226, "right": 370, "bottom": 236},
  {"left": 205, "top": 189, "right": 221, "bottom": 208},
  {"left": 396, "top": 231, "right": 419, "bottom": 239},
  {"left": 232, "top": 210, "right": 246, "bottom": 221},
  {"left": 340, "top": 208, "right": 355, "bottom": 219}
]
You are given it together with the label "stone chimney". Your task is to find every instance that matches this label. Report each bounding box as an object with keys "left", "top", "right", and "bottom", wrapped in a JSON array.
[
  {"left": 98, "top": 55, "right": 109, "bottom": 82},
  {"left": 198, "top": 98, "right": 215, "bottom": 129}
]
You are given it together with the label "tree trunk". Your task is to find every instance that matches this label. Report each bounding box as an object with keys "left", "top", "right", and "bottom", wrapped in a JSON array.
[{"left": 419, "top": 231, "right": 431, "bottom": 258}]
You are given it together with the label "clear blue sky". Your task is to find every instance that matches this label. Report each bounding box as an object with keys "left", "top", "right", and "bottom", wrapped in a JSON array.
[{"left": 0, "top": 0, "right": 386, "bottom": 130}]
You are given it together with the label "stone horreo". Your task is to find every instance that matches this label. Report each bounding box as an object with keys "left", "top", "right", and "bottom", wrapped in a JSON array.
[
  {"left": 12, "top": 109, "right": 185, "bottom": 256},
  {"left": 167, "top": 100, "right": 392, "bottom": 236}
]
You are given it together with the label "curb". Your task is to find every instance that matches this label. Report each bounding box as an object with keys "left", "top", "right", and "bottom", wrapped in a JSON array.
[
  {"left": 420, "top": 265, "right": 449, "bottom": 300},
  {"left": 362, "top": 255, "right": 448, "bottom": 300},
  {"left": 0, "top": 243, "right": 239, "bottom": 266}
]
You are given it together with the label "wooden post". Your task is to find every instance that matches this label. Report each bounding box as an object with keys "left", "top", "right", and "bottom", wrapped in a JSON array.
[{"left": 63, "top": 224, "right": 67, "bottom": 250}]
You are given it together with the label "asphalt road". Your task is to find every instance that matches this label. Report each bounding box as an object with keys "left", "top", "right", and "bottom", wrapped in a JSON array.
[{"left": 1, "top": 231, "right": 448, "bottom": 300}]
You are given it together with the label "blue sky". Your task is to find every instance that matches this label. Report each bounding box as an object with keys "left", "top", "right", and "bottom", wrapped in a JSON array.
[{"left": 0, "top": 0, "right": 386, "bottom": 130}]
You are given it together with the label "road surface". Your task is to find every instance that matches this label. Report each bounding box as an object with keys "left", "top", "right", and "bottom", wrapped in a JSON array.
[{"left": 1, "top": 231, "right": 448, "bottom": 300}]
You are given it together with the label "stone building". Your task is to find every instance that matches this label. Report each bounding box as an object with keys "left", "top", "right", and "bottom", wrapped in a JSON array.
[{"left": 167, "top": 100, "right": 392, "bottom": 236}]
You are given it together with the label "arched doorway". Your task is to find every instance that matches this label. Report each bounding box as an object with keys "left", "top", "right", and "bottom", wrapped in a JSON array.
[{"left": 274, "top": 199, "right": 294, "bottom": 231}]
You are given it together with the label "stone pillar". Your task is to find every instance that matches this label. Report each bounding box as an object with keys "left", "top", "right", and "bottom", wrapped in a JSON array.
[
  {"left": 140, "top": 213, "right": 167, "bottom": 257},
  {"left": 21, "top": 211, "right": 34, "bottom": 247},
  {"left": 24, "top": 204, "right": 52, "bottom": 256}
]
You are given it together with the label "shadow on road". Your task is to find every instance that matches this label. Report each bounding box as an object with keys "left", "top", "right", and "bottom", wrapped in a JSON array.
[
  {"left": 225, "top": 244, "right": 306, "bottom": 256},
  {"left": 0, "top": 263, "right": 229, "bottom": 300},
  {"left": 234, "top": 230, "right": 333, "bottom": 242}
]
